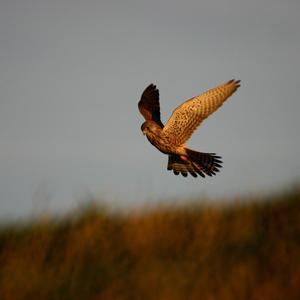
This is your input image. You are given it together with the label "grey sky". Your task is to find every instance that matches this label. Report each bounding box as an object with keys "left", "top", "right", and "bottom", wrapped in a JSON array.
[{"left": 0, "top": 0, "right": 299, "bottom": 217}]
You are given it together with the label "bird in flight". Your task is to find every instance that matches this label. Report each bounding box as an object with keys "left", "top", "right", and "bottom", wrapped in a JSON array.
[{"left": 138, "top": 79, "right": 240, "bottom": 177}]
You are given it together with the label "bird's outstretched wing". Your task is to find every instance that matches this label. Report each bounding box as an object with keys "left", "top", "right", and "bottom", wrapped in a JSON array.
[
  {"left": 138, "top": 84, "right": 164, "bottom": 128},
  {"left": 163, "top": 79, "right": 240, "bottom": 145}
]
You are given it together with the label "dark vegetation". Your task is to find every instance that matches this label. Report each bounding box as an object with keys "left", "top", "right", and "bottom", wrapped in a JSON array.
[{"left": 0, "top": 188, "right": 300, "bottom": 299}]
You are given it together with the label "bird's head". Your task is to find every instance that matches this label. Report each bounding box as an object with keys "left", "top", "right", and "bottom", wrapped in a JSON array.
[
  {"left": 141, "top": 122, "right": 150, "bottom": 135},
  {"left": 141, "top": 121, "right": 160, "bottom": 136}
]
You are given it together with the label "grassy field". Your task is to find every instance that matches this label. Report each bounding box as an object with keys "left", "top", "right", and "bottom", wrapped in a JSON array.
[{"left": 0, "top": 188, "right": 300, "bottom": 300}]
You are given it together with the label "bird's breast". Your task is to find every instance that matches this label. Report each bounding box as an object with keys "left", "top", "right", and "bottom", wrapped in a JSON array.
[{"left": 146, "top": 132, "right": 176, "bottom": 155}]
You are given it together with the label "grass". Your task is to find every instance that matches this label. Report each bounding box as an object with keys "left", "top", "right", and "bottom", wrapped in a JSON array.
[{"left": 0, "top": 188, "right": 300, "bottom": 299}]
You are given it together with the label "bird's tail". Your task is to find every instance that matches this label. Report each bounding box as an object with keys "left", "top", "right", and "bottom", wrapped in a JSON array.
[{"left": 167, "top": 148, "right": 222, "bottom": 178}]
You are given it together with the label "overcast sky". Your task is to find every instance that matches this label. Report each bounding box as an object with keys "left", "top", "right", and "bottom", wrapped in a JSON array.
[{"left": 1, "top": 0, "right": 299, "bottom": 218}]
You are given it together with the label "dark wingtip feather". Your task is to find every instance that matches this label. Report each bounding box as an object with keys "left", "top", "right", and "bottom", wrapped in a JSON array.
[
  {"left": 190, "top": 171, "right": 198, "bottom": 178},
  {"left": 227, "top": 79, "right": 241, "bottom": 91},
  {"left": 197, "top": 171, "right": 205, "bottom": 178},
  {"left": 214, "top": 163, "right": 222, "bottom": 168}
]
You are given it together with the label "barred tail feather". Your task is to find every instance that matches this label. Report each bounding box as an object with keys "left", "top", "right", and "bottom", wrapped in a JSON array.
[{"left": 167, "top": 149, "right": 222, "bottom": 178}]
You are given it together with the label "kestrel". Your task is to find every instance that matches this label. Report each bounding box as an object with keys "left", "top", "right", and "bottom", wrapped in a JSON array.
[{"left": 138, "top": 79, "right": 240, "bottom": 177}]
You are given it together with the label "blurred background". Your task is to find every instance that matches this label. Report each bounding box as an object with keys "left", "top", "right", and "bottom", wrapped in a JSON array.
[{"left": 0, "top": 0, "right": 299, "bottom": 216}]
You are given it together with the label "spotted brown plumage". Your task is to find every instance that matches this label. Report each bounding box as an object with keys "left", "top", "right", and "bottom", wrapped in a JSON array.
[{"left": 138, "top": 79, "right": 240, "bottom": 177}]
